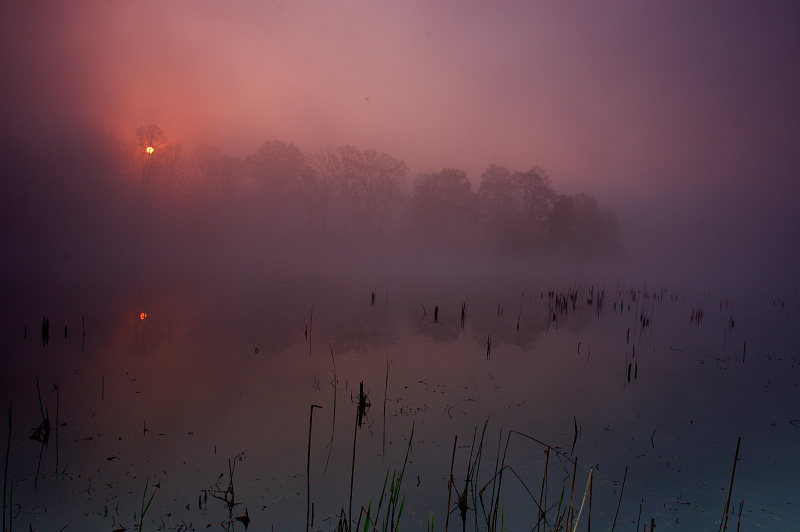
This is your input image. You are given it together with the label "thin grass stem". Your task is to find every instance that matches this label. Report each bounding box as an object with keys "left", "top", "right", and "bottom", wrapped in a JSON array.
[
  {"left": 307, "top": 404, "right": 322, "bottom": 532},
  {"left": 571, "top": 467, "right": 593, "bottom": 532},
  {"left": 445, "top": 434, "right": 456, "bottom": 532},
  {"left": 719, "top": 436, "right": 741, "bottom": 532},
  {"left": 3, "top": 405, "right": 11, "bottom": 532},
  {"left": 610, "top": 465, "right": 628, "bottom": 531}
]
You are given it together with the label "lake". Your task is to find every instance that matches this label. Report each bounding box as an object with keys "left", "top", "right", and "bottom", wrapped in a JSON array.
[{"left": 1, "top": 257, "right": 798, "bottom": 531}]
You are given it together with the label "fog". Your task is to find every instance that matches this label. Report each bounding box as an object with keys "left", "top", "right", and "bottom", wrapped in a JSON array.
[
  {"left": 3, "top": 5, "right": 800, "bottom": 529},
  {"left": 3, "top": 1, "right": 799, "bottom": 295}
]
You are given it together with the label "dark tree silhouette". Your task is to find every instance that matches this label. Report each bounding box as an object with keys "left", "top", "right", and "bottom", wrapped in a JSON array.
[
  {"left": 411, "top": 167, "right": 477, "bottom": 244},
  {"left": 511, "top": 166, "right": 556, "bottom": 243},
  {"left": 191, "top": 144, "right": 244, "bottom": 212},
  {"left": 307, "top": 145, "right": 407, "bottom": 237},
  {"left": 478, "top": 164, "right": 519, "bottom": 244},
  {"left": 113, "top": 127, "right": 621, "bottom": 257},
  {"left": 549, "top": 193, "right": 620, "bottom": 254},
  {"left": 248, "top": 140, "right": 310, "bottom": 201}
]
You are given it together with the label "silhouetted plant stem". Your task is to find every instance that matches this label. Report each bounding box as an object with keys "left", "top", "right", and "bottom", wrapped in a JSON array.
[
  {"left": 357, "top": 382, "right": 367, "bottom": 428},
  {"left": 54, "top": 383, "right": 59, "bottom": 475},
  {"left": 571, "top": 467, "right": 593, "bottom": 532},
  {"left": 349, "top": 408, "right": 358, "bottom": 529},
  {"left": 32, "top": 377, "right": 50, "bottom": 490},
  {"left": 375, "top": 420, "right": 414, "bottom": 531},
  {"left": 3, "top": 405, "right": 11, "bottom": 532},
  {"left": 610, "top": 464, "right": 628, "bottom": 531},
  {"left": 445, "top": 434, "right": 456, "bottom": 532},
  {"left": 382, "top": 356, "right": 389, "bottom": 464},
  {"left": 719, "top": 437, "right": 741, "bottom": 532},
  {"left": 587, "top": 463, "right": 593, "bottom": 532},
  {"left": 536, "top": 446, "right": 550, "bottom": 531},
  {"left": 137, "top": 476, "right": 158, "bottom": 532},
  {"left": 737, "top": 500, "right": 743, "bottom": 531},
  {"left": 567, "top": 456, "right": 577, "bottom": 531},
  {"left": 307, "top": 404, "right": 322, "bottom": 532},
  {"left": 324, "top": 344, "right": 338, "bottom": 474},
  {"left": 635, "top": 499, "right": 643, "bottom": 531},
  {"left": 487, "top": 427, "right": 503, "bottom": 531}
]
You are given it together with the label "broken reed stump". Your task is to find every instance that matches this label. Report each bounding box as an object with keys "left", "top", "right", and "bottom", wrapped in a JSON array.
[{"left": 357, "top": 382, "right": 369, "bottom": 428}]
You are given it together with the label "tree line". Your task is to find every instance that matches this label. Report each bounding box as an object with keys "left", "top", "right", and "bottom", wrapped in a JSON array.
[{"left": 129, "top": 124, "right": 621, "bottom": 256}]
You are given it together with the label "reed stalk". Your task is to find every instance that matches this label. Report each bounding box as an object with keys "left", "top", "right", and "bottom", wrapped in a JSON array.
[
  {"left": 54, "top": 383, "right": 60, "bottom": 475},
  {"left": 571, "top": 468, "right": 593, "bottom": 532},
  {"left": 349, "top": 408, "right": 359, "bottom": 529},
  {"left": 382, "top": 356, "right": 388, "bottom": 463},
  {"left": 536, "top": 446, "right": 550, "bottom": 531},
  {"left": 610, "top": 465, "right": 628, "bottom": 531},
  {"left": 487, "top": 427, "right": 503, "bottom": 530},
  {"left": 719, "top": 437, "right": 741, "bottom": 532},
  {"left": 635, "top": 499, "right": 642, "bottom": 531},
  {"left": 588, "top": 465, "right": 593, "bottom": 531},
  {"left": 3, "top": 406, "right": 10, "bottom": 532},
  {"left": 566, "top": 456, "right": 577, "bottom": 531},
  {"left": 445, "top": 434, "right": 457, "bottom": 532},
  {"left": 325, "top": 344, "right": 338, "bottom": 473},
  {"left": 307, "top": 404, "right": 322, "bottom": 532}
]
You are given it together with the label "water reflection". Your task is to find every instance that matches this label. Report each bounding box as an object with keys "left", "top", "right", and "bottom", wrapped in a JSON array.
[{"left": 0, "top": 276, "right": 798, "bottom": 530}]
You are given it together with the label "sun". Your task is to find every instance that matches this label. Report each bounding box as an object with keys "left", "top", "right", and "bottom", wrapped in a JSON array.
[{"left": 145, "top": 146, "right": 154, "bottom": 154}]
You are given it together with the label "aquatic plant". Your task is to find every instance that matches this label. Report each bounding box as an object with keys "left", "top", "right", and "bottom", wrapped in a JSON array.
[
  {"left": 357, "top": 420, "right": 414, "bottom": 532},
  {"left": 137, "top": 476, "right": 158, "bottom": 532}
]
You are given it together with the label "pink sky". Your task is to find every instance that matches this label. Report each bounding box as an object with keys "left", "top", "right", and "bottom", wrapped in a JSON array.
[{"left": 3, "top": 1, "right": 799, "bottom": 277}]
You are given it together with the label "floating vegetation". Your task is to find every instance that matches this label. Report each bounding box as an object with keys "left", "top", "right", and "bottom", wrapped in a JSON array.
[{"left": 205, "top": 453, "right": 248, "bottom": 531}]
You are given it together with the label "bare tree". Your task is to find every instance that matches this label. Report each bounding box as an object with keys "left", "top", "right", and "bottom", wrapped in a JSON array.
[
  {"left": 191, "top": 144, "right": 243, "bottom": 212},
  {"left": 349, "top": 148, "right": 406, "bottom": 231},
  {"left": 248, "top": 140, "right": 309, "bottom": 201},
  {"left": 549, "top": 193, "right": 620, "bottom": 254},
  {"left": 132, "top": 124, "right": 168, "bottom": 182},
  {"left": 310, "top": 145, "right": 407, "bottom": 235},
  {"left": 308, "top": 147, "right": 343, "bottom": 232},
  {"left": 131, "top": 124, "right": 186, "bottom": 205},
  {"left": 411, "top": 167, "right": 477, "bottom": 242},
  {"left": 478, "top": 164, "right": 521, "bottom": 243},
  {"left": 161, "top": 141, "right": 185, "bottom": 203},
  {"left": 511, "top": 166, "right": 556, "bottom": 241}
]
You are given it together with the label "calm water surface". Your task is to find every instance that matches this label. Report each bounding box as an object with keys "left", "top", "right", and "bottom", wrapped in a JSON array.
[{"left": 1, "top": 266, "right": 798, "bottom": 531}]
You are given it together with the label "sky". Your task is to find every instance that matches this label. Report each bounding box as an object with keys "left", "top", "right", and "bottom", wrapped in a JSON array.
[{"left": 2, "top": 1, "right": 799, "bottom": 285}]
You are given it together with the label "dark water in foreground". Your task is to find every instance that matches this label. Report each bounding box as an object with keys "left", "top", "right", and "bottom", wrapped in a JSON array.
[{"left": 1, "top": 267, "right": 798, "bottom": 531}]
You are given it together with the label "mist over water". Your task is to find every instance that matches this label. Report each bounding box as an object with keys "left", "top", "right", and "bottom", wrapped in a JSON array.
[{"left": 2, "top": 2, "right": 799, "bottom": 530}]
